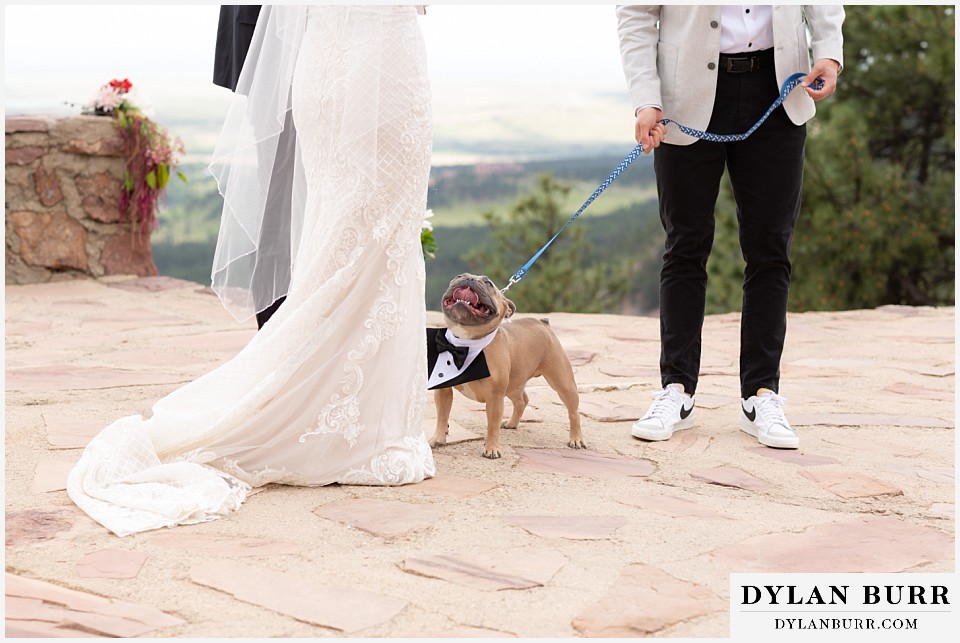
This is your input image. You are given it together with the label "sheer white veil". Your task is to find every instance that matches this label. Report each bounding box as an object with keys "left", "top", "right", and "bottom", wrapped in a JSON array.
[{"left": 208, "top": 5, "right": 308, "bottom": 322}]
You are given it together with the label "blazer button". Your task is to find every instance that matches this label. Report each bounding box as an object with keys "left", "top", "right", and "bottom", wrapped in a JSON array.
[
  {"left": 708, "top": 62, "right": 716, "bottom": 70},
  {"left": 710, "top": 20, "right": 718, "bottom": 28}
]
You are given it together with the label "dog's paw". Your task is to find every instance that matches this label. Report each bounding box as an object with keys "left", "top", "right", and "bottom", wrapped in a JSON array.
[
  {"left": 567, "top": 439, "right": 587, "bottom": 450},
  {"left": 482, "top": 448, "right": 502, "bottom": 459},
  {"left": 428, "top": 426, "right": 449, "bottom": 449}
]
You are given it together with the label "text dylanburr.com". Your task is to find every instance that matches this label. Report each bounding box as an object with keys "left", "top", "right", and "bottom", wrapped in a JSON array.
[{"left": 730, "top": 573, "right": 957, "bottom": 640}]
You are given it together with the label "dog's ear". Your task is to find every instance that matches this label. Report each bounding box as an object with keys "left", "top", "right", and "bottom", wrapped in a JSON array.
[{"left": 504, "top": 297, "right": 516, "bottom": 318}]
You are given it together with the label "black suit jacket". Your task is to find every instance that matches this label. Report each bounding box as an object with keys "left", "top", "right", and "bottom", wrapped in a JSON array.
[{"left": 213, "top": 5, "right": 262, "bottom": 91}]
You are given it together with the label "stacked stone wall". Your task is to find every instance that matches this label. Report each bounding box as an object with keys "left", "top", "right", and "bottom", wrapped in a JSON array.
[{"left": 5, "top": 115, "right": 157, "bottom": 284}]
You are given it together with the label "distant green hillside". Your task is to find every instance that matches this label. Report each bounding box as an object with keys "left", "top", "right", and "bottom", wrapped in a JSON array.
[{"left": 152, "top": 153, "right": 663, "bottom": 313}]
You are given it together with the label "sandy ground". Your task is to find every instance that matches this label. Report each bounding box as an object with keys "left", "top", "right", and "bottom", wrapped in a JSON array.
[{"left": 4, "top": 275, "right": 955, "bottom": 638}]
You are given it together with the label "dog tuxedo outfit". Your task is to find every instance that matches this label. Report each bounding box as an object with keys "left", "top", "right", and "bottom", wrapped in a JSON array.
[{"left": 426, "top": 327, "right": 496, "bottom": 390}]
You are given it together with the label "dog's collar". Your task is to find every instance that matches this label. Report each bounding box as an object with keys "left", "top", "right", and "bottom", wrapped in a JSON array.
[{"left": 443, "top": 327, "right": 498, "bottom": 349}]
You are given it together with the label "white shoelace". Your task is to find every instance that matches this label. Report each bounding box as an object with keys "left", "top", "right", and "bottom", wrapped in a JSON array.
[
  {"left": 644, "top": 386, "right": 688, "bottom": 419},
  {"left": 754, "top": 391, "right": 793, "bottom": 431}
]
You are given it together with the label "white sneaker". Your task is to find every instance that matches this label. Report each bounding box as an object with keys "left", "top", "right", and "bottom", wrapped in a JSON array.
[
  {"left": 632, "top": 383, "right": 696, "bottom": 441},
  {"left": 739, "top": 388, "right": 799, "bottom": 449}
]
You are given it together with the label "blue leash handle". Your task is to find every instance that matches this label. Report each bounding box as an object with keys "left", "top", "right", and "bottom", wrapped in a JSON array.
[{"left": 501, "top": 72, "right": 822, "bottom": 293}]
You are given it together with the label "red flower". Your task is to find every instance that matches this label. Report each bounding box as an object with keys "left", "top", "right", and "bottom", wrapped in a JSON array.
[{"left": 109, "top": 78, "right": 133, "bottom": 93}]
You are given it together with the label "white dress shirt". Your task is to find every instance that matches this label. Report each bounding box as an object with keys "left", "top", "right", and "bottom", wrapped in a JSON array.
[{"left": 719, "top": 5, "right": 774, "bottom": 53}]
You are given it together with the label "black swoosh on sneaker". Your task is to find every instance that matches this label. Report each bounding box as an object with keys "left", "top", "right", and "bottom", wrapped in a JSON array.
[
  {"left": 742, "top": 404, "right": 757, "bottom": 422},
  {"left": 679, "top": 404, "right": 693, "bottom": 420}
]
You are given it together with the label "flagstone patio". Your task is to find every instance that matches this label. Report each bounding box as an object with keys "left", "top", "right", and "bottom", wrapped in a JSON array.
[{"left": 4, "top": 275, "right": 955, "bottom": 637}]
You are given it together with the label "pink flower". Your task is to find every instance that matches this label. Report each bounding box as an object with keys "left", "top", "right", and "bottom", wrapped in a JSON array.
[{"left": 94, "top": 85, "right": 124, "bottom": 112}]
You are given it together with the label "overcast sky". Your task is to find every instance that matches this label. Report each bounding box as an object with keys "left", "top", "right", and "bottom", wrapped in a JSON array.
[{"left": 4, "top": 3, "right": 631, "bottom": 116}]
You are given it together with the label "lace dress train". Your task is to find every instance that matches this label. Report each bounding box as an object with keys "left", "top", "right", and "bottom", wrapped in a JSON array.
[{"left": 67, "top": 5, "right": 436, "bottom": 537}]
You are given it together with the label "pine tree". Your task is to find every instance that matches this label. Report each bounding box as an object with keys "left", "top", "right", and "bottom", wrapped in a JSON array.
[
  {"left": 706, "top": 5, "right": 954, "bottom": 312},
  {"left": 465, "top": 173, "right": 631, "bottom": 313},
  {"left": 790, "top": 5, "right": 955, "bottom": 310}
]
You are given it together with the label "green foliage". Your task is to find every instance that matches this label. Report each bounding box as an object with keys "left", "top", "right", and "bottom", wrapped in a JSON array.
[
  {"left": 464, "top": 173, "right": 633, "bottom": 313},
  {"left": 705, "top": 5, "right": 955, "bottom": 313},
  {"left": 790, "top": 5, "right": 955, "bottom": 310},
  {"left": 112, "top": 105, "right": 186, "bottom": 242},
  {"left": 420, "top": 227, "right": 437, "bottom": 260}
]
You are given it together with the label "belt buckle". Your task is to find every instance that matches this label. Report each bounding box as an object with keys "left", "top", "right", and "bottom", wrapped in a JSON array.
[{"left": 723, "top": 55, "right": 757, "bottom": 73}]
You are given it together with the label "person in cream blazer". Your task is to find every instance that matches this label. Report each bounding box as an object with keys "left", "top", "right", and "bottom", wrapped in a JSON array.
[{"left": 616, "top": 6, "right": 844, "bottom": 450}]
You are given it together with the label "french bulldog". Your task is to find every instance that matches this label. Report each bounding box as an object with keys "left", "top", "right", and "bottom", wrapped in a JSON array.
[{"left": 429, "top": 273, "right": 584, "bottom": 459}]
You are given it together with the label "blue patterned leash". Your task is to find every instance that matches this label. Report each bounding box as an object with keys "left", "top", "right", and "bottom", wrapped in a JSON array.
[{"left": 500, "top": 72, "right": 822, "bottom": 293}]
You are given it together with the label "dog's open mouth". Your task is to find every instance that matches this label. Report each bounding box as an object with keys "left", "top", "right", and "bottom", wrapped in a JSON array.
[{"left": 442, "top": 286, "right": 493, "bottom": 318}]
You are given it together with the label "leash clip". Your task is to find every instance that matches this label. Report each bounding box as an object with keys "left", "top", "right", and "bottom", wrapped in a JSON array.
[{"left": 500, "top": 275, "right": 521, "bottom": 294}]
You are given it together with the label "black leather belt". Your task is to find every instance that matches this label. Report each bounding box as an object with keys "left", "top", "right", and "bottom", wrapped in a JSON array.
[{"left": 719, "top": 49, "right": 774, "bottom": 73}]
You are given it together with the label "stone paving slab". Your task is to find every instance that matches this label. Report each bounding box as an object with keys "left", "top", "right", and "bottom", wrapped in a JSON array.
[
  {"left": 399, "top": 547, "right": 567, "bottom": 590},
  {"left": 76, "top": 549, "right": 148, "bottom": 579},
  {"left": 571, "top": 564, "right": 727, "bottom": 637},
  {"left": 312, "top": 498, "right": 446, "bottom": 537},
  {"left": 745, "top": 446, "right": 840, "bottom": 466},
  {"left": 616, "top": 493, "right": 737, "bottom": 521},
  {"left": 708, "top": 516, "right": 953, "bottom": 573},
  {"left": 42, "top": 414, "right": 108, "bottom": 449},
  {"left": 6, "top": 510, "right": 75, "bottom": 546},
  {"left": 395, "top": 474, "right": 497, "bottom": 498},
  {"left": 498, "top": 515, "right": 627, "bottom": 540},
  {"left": 5, "top": 572, "right": 184, "bottom": 637},
  {"left": 516, "top": 447, "right": 656, "bottom": 479},
  {"left": 189, "top": 561, "right": 407, "bottom": 633},
  {"left": 892, "top": 465, "right": 955, "bottom": 484},
  {"left": 885, "top": 382, "right": 955, "bottom": 400},
  {"left": 798, "top": 468, "right": 904, "bottom": 499},
  {"left": 6, "top": 365, "right": 188, "bottom": 392},
  {"left": 691, "top": 465, "right": 777, "bottom": 492},
  {"left": 3, "top": 279, "right": 954, "bottom": 638},
  {"left": 30, "top": 460, "right": 75, "bottom": 493}
]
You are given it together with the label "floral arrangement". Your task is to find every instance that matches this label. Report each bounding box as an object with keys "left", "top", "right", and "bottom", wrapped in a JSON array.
[
  {"left": 92, "top": 78, "right": 133, "bottom": 115},
  {"left": 421, "top": 209, "right": 437, "bottom": 259},
  {"left": 86, "top": 78, "right": 185, "bottom": 241}
]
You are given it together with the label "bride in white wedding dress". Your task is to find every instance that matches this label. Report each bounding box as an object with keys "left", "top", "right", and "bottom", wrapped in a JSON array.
[{"left": 67, "top": 5, "right": 436, "bottom": 537}]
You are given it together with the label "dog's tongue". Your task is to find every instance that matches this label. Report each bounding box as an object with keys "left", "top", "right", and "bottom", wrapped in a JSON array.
[{"left": 453, "top": 287, "right": 479, "bottom": 305}]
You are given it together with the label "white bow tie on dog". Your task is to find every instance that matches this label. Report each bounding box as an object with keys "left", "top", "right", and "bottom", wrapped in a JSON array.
[{"left": 427, "top": 328, "right": 498, "bottom": 389}]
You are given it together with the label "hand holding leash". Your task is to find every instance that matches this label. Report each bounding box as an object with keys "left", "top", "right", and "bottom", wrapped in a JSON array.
[
  {"left": 635, "top": 106, "right": 666, "bottom": 152},
  {"left": 803, "top": 59, "right": 840, "bottom": 101}
]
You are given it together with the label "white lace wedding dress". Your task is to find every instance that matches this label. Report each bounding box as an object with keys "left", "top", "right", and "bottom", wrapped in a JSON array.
[{"left": 67, "top": 5, "right": 436, "bottom": 537}]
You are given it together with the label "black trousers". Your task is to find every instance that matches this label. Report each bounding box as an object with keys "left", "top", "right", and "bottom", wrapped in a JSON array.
[{"left": 653, "top": 56, "right": 806, "bottom": 399}]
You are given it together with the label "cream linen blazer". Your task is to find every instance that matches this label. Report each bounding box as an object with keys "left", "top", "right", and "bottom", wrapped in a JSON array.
[{"left": 616, "top": 5, "right": 845, "bottom": 145}]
